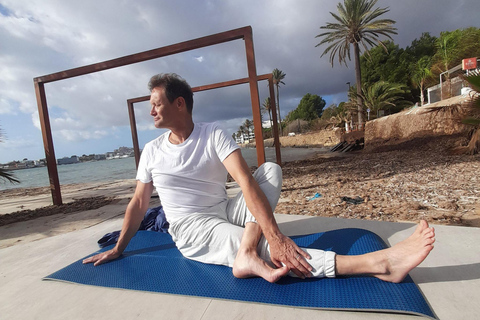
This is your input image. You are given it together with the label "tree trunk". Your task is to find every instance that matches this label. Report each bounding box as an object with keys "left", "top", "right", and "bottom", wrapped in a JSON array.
[
  {"left": 268, "top": 110, "right": 272, "bottom": 130},
  {"left": 276, "top": 84, "right": 283, "bottom": 136},
  {"left": 467, "top": 128, "right": 480, "bottom": 155},
  {"left": 420, "top": 82, "right": 425, "bottom": 106},
  {"left": 353, "top": 42, "right": 364, "bottom": 128}
]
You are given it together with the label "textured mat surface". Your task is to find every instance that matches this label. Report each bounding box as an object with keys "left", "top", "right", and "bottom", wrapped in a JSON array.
[{"left": 45, "top": 229, "right": 435, "bottom": 319}]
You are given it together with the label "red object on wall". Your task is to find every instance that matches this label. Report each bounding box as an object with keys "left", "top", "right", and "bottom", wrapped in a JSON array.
[{"left": 462, "top": 57, "right": 477, "bottom": 70}]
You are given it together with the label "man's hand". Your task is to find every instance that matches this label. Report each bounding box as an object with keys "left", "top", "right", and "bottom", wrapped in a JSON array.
[
  {"left": 82, "top": 248, "right": 121, "bottom": 266},
  {"left": 268, "top": 233, "right": 313, "bottom": 278}
]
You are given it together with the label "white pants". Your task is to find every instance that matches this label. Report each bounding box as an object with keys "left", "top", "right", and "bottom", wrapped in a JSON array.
[{"left": 168, "top": 162, "right": 336, "bottom": 278}]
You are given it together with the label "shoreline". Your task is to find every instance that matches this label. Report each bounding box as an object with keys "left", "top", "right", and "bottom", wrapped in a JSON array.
[{"left": 1, "top": 138, "right": 479, "bottom": 248}]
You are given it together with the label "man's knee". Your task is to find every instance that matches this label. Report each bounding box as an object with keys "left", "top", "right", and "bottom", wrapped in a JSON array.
[{"left": 255, "top": 162, "right": 282, "bottom": 189}]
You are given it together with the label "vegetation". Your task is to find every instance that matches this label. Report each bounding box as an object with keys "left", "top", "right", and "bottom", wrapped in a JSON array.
[
  {"left": 316, "top": 0, "right": 397, "bottom": 126},
  {"left": 360, "top": 28, "right": 480, "bottom": 108},
  {"left": 234, "top": 26, "right": 480, "bottom": 144},
  {"left": 285, "top": 94, "right": 326, "bottom": 122},
  {"left": 262, "top": 97, "right": 273, "bottom": 128},
  {"left": 0, "top": 126, "right": 20, "bottom": 184},
  {"left": 460, "top": 74, "right": 480, "bottom": 154},
  {"left": 348, "top": 81, "right": 412, "bottom": 118},
  {"left": 233, "top": 119, "right": 255, "bottom": 143},
  {"left": 272, "top": 68, "right": 286, "bottom": 136}
]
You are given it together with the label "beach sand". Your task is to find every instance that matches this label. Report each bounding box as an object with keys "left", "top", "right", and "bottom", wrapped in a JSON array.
[{"left": 1, "top": 136, "right": 479, "bottom": 249}]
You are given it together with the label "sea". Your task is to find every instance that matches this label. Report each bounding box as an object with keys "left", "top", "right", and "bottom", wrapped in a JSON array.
[{"left": 0, "top": 147, "right": 328, "bottom": 191}]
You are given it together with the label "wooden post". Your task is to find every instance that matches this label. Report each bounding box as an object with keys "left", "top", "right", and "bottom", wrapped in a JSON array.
[
  {"left": 267, "top": 75, "right": 282, "bottom": 165},
  {"left": 34, "top": 81, "right": 62, "bottom": 205},
  {"left": 127, "top": 100, "right": 141, "bottom": 169},
  {"left": 243, "top": 27, "right": 265, "bottom": 166}
]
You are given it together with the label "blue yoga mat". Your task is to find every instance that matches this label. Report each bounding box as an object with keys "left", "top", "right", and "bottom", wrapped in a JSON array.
[{"left": 44, "top": 228, "right": 435, "bottom": 319}]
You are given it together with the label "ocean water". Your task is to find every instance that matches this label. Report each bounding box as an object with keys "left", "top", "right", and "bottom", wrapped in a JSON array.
[{"left": 0, "top": 147, "right": 327, "bottom": 191}]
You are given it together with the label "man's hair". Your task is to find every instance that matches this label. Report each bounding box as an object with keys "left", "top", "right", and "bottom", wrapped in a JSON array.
[{"left": 148, "top": 73, "right": 194, "bottom": 114}]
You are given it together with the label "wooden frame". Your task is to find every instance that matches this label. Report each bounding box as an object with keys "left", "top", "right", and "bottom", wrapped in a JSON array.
[
  {"left": 33, "top": 26, "right": 275, "bottom": 205},
  {"left": 127, "top": 73, "right": 281, "bottom": 169}
]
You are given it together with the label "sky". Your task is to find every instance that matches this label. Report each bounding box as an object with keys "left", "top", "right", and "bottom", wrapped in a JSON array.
[{"left": 0, "top": 0, "right": 478, "bottom": 163}]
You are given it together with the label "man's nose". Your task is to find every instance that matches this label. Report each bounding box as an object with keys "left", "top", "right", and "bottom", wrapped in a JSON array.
[{"left": 150, "top": 106, "right": 156, "bottom": 116}]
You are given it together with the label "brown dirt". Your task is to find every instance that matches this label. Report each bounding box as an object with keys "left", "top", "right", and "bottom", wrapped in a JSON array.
[
  {"left": 277, "top": 135, "right": 480, "bottom": 227},
  {"left": 0, "top": 196, "right": 118, "bottom": 227}
]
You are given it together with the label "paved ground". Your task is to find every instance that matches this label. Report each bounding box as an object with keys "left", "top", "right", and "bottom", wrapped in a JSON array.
[{"left": 1, "top": 200, "right": 479, "bottom": 319}]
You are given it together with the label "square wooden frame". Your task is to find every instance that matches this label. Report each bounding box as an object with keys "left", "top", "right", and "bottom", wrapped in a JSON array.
[{"left": 33, "top": 26, "right": 279, "bottom": 205}]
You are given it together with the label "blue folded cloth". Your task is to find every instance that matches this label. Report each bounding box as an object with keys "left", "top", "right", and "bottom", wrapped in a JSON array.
[{"left": 97, "top": 206, "right": 169, "bottom": 248}]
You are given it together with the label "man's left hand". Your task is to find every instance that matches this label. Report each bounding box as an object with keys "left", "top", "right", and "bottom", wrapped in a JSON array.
[{"left": 268, "top": 233, "right": 313, "bottom": 278}]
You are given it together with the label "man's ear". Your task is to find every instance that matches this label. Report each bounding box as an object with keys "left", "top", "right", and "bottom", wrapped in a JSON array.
[{"left": 176, "top": 97, "right": 186, "bottom": 110}]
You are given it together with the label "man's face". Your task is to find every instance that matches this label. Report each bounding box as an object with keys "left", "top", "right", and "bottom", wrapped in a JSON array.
[{"left": 150, "top": 87, "right": 177, "bottom": 129}]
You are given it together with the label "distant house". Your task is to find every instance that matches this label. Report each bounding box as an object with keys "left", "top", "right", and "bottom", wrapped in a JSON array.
[
  {"left": 57, "top": 156, "right": 79, "bottom": 165},
  {"left": 94, "top": 154, "right": 106, "bottom": 160}
]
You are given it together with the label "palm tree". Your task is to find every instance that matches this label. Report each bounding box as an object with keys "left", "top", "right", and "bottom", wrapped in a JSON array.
[
  {"left": 315, "top": 0, "right": 397, "bottom": 127},
  {"left": 239, "top": 125, "right": 246, "bottom": 142},
  {"left": 236, "top": 129, "right": 243, "bottom": 142},
  {"left": 354, "top": 81, "right": 412, "bottom": 118},
  {"left": 262, "top": 97, "right": 273, "bottom": 128},
  {"left": 412, "top": 56, "right": 433, "bottom": 106},
  {"left": 243, "top": 119, "right": 253, "bottom": 141},
  {"left": 272, "top": 68, "right": 286, "bottom": 136},
  {"left": 0, "top": 126, "right": 20, "bottom": 184}
]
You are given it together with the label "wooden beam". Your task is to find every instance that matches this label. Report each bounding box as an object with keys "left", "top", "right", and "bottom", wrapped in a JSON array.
[
  {"left": 244, "top": 29, "right": 265, "bottom": 165},
  {"left": 34, "top": 27, "right": 251, "bottom": 84},
  {"left": 34, "top": 81, "right": 62, "bottom": 205},
  {"left": 127, "top": 74, "right": 283, "bottom": 168}
]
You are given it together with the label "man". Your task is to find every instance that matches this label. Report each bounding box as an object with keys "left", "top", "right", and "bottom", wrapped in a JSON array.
[{"left": 84, "top": 73, "right": 435, "bottom": 283}]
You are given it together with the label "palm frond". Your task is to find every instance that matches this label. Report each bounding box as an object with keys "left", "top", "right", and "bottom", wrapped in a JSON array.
[{"left": 0, "top": 168, "right": 20, "bottom": 184}]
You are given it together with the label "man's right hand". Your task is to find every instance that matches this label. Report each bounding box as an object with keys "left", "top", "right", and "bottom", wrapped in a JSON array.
[{"left": 82, "top": 248, "right": 121, "bottom": 266}]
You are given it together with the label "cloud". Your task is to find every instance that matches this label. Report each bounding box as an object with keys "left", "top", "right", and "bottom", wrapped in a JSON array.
[
  {"left": 1, "top": 136, "right": 38, "bottom": 150},
  {"left": 0, "top": 0, "right": 478, "bottom": 163}
]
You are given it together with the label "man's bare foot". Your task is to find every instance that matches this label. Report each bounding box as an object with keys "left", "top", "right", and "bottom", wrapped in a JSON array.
[
  {"left": 373, "top": 220, "right": 435, "bottom": 283},
  {"left": 233, "top": 248, "right": 290, "bottom": 283}
]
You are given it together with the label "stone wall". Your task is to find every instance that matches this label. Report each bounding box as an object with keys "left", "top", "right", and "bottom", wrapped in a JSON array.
[
  {"left": 262, "top": 128, "right": 342, "bottom": 148},
  {"left": 365, "top": 95, "right": 472, "bottom": 150}
]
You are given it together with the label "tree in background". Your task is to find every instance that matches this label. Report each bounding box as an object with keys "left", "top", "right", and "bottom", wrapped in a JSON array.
[
  {"left": 272, "top": 68, "right": 286, "bottom": 136},
  {"left": 316, "top": 0, "right": 397, "bottom": 128},
  {"left": 236, "top": 129, "right": 243, "bottom": 142},
  {"left": 360, "top": 41, "right": 409, "bottom": 91},
  {"left": 243, "top": 119, "right": 253, "bottom": 140},
  {"left": 285, "top": 93, "right": 326, "bottom": 122},
  {"left": 239, "top": 125, "right": 246, "bottom": 141},
  {"left": 0, "top": 126, "right": 20, "bottom": 184},
  {"left": 262, "top": 97, "right": 273, "bottom": 128},
  {"left": 411, "top": 56, "right": 433, "bottom": 106},
  {"left": 350, "top": 81, "right": 412, "bottom": 118}
]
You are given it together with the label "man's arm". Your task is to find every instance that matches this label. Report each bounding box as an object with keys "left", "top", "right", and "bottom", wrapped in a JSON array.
[
  {"left": 223, "top": 150, "right": 313, "bottom": 278},
  {"left": 83, "top": 180, "right": 154, "bottom": 266}
]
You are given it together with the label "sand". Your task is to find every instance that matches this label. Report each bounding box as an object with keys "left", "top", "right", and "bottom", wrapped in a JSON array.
[
  {"left": 277, "top": 136, "right": 480, "bottom": 227},
  {"left": 1, "top": 135, "right": 479, "bottom": 249}
]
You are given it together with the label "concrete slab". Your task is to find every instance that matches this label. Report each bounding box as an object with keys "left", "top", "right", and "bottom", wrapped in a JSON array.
[{"left": 1, "top": 213, "right": 479, "bottom": 320}]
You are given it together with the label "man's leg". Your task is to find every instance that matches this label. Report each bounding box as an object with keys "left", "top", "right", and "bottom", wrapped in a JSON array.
[
  {"left": 335, "top": 220, "right": 435, "bottom": 283},
  {"left": 233, "top": 220, "right": 435, "bottom": 283},
  {"left": 228, "top": 163, "right": 336, "bottom": 281},
  {"left": 233, "top": 222, "right": 290, "bottom": 283}
]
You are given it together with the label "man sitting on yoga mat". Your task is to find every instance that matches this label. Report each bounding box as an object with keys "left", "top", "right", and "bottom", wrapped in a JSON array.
[{"left": 84, "top": 73, "right": 435, "bottom": 283}]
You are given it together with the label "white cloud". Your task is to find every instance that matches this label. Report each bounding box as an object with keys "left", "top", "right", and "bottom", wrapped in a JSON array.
[
  {"left": 0, "top": 0, "right": 478, "bottom": 163},
  {"left": 1, "top": 136, "right": 38, "bottom": 150},
  {"left": 0, "top": 97, "right": 16, "bottom": 115},
  {"left": 57, "top": 129, "right": 109, "bottom": 142}
]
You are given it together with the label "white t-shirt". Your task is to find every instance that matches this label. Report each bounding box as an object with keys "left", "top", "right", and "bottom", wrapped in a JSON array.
[{"left": 136, "top": 122, "right": 240, "bottom": 223}]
